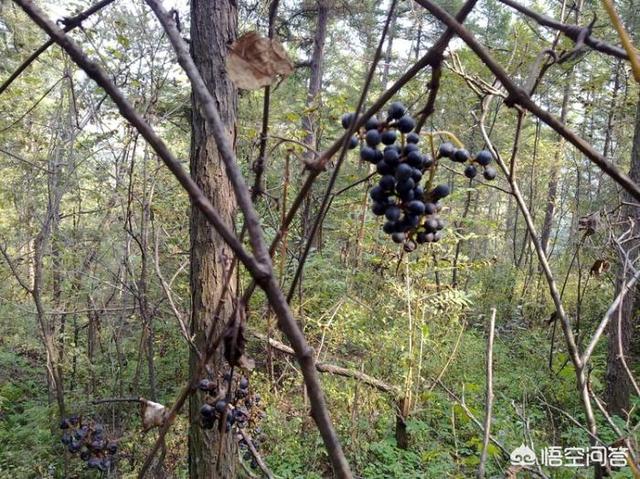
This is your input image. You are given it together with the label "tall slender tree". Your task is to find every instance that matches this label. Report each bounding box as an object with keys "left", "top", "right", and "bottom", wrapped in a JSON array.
[
  {"left": 301, "top": 0, "right": 329, "bottom": 243},
  {"left": 606, "top": 96, "right": 640, "bottom": 416},
  {"left": 188, "top": 0, "right": 239, "bottom": 476},
  {"left": 539, "top": 0, "right": 578, "bottom": 258}
]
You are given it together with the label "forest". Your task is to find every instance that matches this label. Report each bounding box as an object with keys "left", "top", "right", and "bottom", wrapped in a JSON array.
[{"left": 0, "top": 0, "right": 639, "bottom": 477}]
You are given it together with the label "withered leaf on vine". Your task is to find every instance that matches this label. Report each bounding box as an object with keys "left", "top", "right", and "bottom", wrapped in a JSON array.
[
  {"left": 590, "top": 259, "right": 610, "bottom": 276},
  {"left": 225, "top": 31, "right": 294, "bottom": 90},
  {"left": 139, "top": 398, "right": 168, "bottom": 432}
]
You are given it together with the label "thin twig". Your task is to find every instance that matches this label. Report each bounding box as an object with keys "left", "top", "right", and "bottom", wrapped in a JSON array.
[
  {"left": 0, "top": 243, "right": 33, "bottom": 294},
  {"left": 251, "top": 0, "right": 281, "bottom": 201},
  {"left": 252, "top": 332, "right": 400, "bottom": 396},
  {"left": 0, "top": 0, "right": 117, "bottom": 96},
  {"left": 92, "top": 397, "right": 142, "bottom": 405},
  {"left": 581, "top": 266, "right": 640, "bottom": 364},
  {"left": 238, "top": 428, "right": 275, "bottom": 479},
  {"left": 415, "top": 64, "right": 442, "bottom": 132},
  {"left": 477, "top": 308, "right": 496, "bottom": 479},
  {"left": 427, "top": 320, "right": 466, "bottom": 392},
  {"left": 436, "top": 380, "right": 550, "bottom": 479}
]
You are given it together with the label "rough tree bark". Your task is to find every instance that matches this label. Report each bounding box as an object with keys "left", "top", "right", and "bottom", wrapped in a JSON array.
[
  {"left": 188, "top": 1, "right": 238, "bottom": 477},
  {"left": 605, "top": 96, "right": 640, "bottom": 416}
]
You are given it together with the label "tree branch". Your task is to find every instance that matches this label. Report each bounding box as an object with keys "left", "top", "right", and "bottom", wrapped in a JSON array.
[
  {"left": 581, "top": 262, "right": 640, "bottom": 364},
  {"left": 477, "top": 308, "right": 496, "bottom": 479},
  {"left": 413, "top": 0, "right": 640, "bottom": 202},
  {"left": 497, "top": 0, "right": 631, "bottom": 61},
  {"left": 252, "top": 332, "right": 400, "bottom": 396},
  {"left": 0, "top": 242, "right": 33, "bottom": 294},
  {"left": 238, "top": 428, "right": 275, "bottom": 479},
  {"left": 0, "top": 0, "right": 117, "bottom": 96}
]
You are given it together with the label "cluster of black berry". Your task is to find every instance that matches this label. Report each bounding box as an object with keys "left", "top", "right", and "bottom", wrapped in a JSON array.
[
  {"left": 238, "top": 427, "right": 266, "bottom": 470},
  {"left": 198, "top": 372, "right": 254, "bottom": 432},
  {"left": 60, "top": 416, "right": 117, "bottom": 472},
  {"left": 341, "top": 102, "right": 499, "bottom": 251},
  {"left": 341, "top": 102, "right": 451, "bottom": 251},
  {"left": 437, "top": 142, "right": 497, "bottom": 181}
]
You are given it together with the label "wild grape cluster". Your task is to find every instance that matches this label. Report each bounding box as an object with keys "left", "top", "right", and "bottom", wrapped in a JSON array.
[
  {"left": 197, "top": 372, "right": 258, "bottom": 433},
  {"left": 60, "top": 415, "right": 117, "bottom": 472},
  {"left": 198, "top": 371, "right": 267, "bottom": 469},
  {"left": 238, "top": 427, "right": 266, "bottom": 470},
  {"left": 436, "top": 142, "right": 497, "bottom": 181},
  {"left": 341, "top": 102, "right": 496, "bottom": 251}
]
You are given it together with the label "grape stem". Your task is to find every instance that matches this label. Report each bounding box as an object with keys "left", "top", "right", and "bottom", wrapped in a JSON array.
[{"left": 423, "top": 130, "right": 464, "bottom": 148}]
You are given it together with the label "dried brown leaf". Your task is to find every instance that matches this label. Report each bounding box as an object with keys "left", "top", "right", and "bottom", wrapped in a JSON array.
[
  {"left": 578, "top": 212, "right": 600, "bottom": 236},
  {"left": 238, "top": 354, "right": 256, "bottom": 371},
  {"left": 590, "top": 259, "right": 610, "bottom": 276},
  {"left": 226, "top": 32, "right": 294, "bottom": 90},
  {"left": 139, "top": 397, "right": 168, "bottom": 432}
]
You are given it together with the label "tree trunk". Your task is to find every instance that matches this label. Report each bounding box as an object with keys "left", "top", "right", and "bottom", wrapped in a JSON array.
[
  {"left": 301, "top": 0, "right": 329, "bottom": 244},
  {"left": 539, "top": 2, "right": 577, "bottom": 257},
  {"left": 540, "top": 73, "right": 572, "bottom": 257},
  {"left": 605, "top": 96, "right": 640, "bottom": 416},
  {"left": 380, "top": 10, "right": 397, "bottom": 88},
  {"left": 188, "top": 1, "right": 238, "bottom": 477},
  {"left": 301, "top": 0, "right": 328, "bottom": 159},
  {"left": 395, "top": 397, "right": 409, "bottom": 449}
]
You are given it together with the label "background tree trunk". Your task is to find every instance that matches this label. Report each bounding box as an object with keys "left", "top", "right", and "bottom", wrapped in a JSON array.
[
  {"left": 188, "top": 1, "right": 238, "bottom": 477},
  {"left": 301, "top": 0, "right": 329, "bottom": 245},
  {"left": 605, "top": 96, "right": 640, "bottom": 416},
  {"left": 539, "top": 0, "right": 577, "bottom": 257}
]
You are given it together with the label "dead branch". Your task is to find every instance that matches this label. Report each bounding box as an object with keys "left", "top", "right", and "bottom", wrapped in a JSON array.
[
  {"left": 477, "top": 308, "right": 496, "bottom": 478},
  {"left": 497, "top": 0, "right": 631, "bottom": 60},
  {"left": 252, "top": 332, "right": 400, "bottom": 396},
  {"left": 238, "top": 428, "right": 275, "bottom": 479}
]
